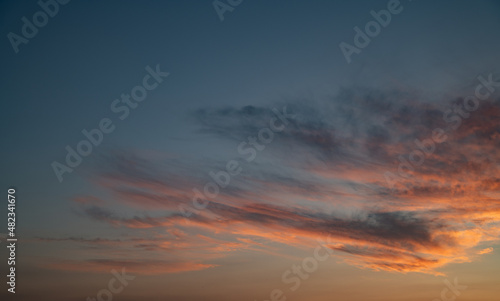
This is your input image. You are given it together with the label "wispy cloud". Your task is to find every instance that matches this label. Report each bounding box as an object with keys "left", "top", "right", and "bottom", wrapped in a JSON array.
[{"left": 46, "top": 87, "right": 500, "bottom": 275}]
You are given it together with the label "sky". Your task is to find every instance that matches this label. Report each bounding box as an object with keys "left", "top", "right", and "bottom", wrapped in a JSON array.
[{"left": 0, "top": 0, "right": 499, "bottom": 300}]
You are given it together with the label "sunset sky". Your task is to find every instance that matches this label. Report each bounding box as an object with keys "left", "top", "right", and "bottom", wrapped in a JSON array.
[{"left": 0, "top": 1, "right": 499, "bottom": 300}]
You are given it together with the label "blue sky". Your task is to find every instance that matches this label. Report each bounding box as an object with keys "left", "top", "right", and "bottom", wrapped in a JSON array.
[{"left": 1, "top": 1, "right": 500, "bottom": 300}]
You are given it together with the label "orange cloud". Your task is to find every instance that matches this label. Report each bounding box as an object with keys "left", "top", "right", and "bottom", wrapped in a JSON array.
[
  {"left": 477, "top": 247, "right": 493, "bottom": 255},
  {"left": 66, "top": 93, "right": 500, "bottom": 275}
]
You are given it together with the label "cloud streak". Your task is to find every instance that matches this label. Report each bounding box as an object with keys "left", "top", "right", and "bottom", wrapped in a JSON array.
[{"left": 48, "top": 87, "right": 500, "bottom": 275}]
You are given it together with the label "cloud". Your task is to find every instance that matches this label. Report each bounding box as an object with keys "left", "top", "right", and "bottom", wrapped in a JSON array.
[
  {"left": 44, "top": 259, "right": 216, "bottom": 275},
  {"left": 477, "top": 247, "right": 493, "bottom": 255},
  {"left": 59, "top": 87, "right": 500, "bottom": 275}
]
